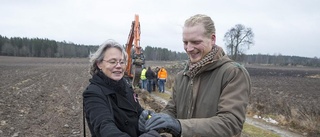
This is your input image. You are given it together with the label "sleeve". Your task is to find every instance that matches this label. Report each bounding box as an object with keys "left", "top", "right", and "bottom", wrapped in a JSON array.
[
  {"left": 160, "top": 80, "right": 178, "bottom": 118},
  {"left": 157, "top": 71, "right": 160, "bottom": 79},
  {"left": 152, "top": 71, "right": 156, "bottom": 79},
  {"left": 179, "top": 66, "right": 251, "bottom": 136},
  {"left": 83, "top": 86, "right": 131, "bottom": 137}
]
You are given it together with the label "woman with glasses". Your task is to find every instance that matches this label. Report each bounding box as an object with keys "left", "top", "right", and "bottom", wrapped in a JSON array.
[{"left": 83, "top": 39, "right": 160, "bottom": 137}]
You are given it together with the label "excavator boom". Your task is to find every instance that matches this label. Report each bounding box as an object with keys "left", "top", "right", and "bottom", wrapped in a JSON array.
[{"left": 125, "top": 14, "right": 145, "bottom": 87}]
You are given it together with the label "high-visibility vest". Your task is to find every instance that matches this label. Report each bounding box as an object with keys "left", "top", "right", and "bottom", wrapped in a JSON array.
[
  {"left": 157, "top": 68, "right": 167, "bottom": 80},
  {"left": 140, "top": 69, "right": 147, "bottom": 80}
]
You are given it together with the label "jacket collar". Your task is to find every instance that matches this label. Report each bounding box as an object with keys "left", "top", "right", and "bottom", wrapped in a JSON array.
[
  {"left": 90, "top": 71, "right": 127, "bottom": 96},
  {"left": 184, "top": 45, "right": 232, "bottom": 77},
  {"left": 90, "top": 71, "right": 137, "bottom": 112}
]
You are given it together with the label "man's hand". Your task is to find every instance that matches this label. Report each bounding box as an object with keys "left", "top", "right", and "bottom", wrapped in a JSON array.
[
  {"left": 139, "top": 109, "right": 155, "bottom": 133},
  {"left": 145, "top": 113, "right": 181, "bottom": 137}
]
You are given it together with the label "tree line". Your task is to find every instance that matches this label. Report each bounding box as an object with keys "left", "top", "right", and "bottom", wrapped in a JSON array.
[
  {"left": 0, "top": 35, "right": 188, "bottom": 61},
  {"left": 0, "top": 35, "right": 98, "bottom": 58},
  {"left": 1, "top": 34, "right": 319, "bottom": 67},
  {"left": 244, "top": 54, "right": 320, "bottom": 67},
  {"left": 143, "top": 46, "right": 188, "bottom": 61}
]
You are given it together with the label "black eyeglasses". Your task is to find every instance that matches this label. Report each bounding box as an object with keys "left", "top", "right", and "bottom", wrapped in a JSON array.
[{"left": 103, "top": 60, "right": 127, "bottom": 66}]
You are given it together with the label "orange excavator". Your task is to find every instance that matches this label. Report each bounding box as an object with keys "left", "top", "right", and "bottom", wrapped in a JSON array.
[{"left": 124, "top": 14, "right": 145, "bottom": 87}]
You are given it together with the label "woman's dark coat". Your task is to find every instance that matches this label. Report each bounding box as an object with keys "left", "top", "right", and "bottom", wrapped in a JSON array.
[{"left": 83, "top": 71, "right": 144, "bottom": 137}]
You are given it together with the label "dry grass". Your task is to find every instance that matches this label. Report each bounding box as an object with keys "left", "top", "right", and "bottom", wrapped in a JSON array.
[
  {"left": 307, "top": 74, "right": 320, "bottom": 79},
  {"left": 242, "top": 123, "right": 280, "bottom": 137},
  {"left": 153, "top": 91, "right": 171, "bottom": 101}
]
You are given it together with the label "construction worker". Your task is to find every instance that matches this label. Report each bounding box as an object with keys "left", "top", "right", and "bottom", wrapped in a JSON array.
[
  {"left": 152, "top": 67, "right": 160, "bottom": 91},
  {"left": 140, "top": 66, "right": 147, "bottom": 90},
  {"left": 157, "top": 67, "right": 167, "bottom": 93},
  {"left": 146, "top": 66, "right": 156, "bottom": 93}
]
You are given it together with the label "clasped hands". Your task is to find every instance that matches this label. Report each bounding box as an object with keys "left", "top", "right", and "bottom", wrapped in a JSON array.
[{"left": 139, "top": 110, "right": 181, "bottom": 137}]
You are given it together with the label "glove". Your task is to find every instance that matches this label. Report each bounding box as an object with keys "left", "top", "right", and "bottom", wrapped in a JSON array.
[
  {"left": 139, "top": 130, "right": 161, "bottom": 137},
  {"left": 164, "top": 79, "right": 166, "bottom": 82},
  {"left": 145, "top": 113, "right": 181, "bottom": 137},
  {"left": 139, "top": 109, "right": 155, "bottom": 133}
]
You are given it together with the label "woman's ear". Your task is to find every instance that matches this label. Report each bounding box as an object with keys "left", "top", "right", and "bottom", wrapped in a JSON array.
[{"left": 97, "top": 62, "right": 102, "bottom": 70}]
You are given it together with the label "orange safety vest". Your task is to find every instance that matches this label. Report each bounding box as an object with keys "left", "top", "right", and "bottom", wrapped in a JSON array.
[{"left": 157, "top": 68, "right": 167, "bottom": 80}]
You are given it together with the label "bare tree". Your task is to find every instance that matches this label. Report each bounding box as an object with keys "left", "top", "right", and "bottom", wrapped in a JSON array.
[{"left": 223, "top": 24, "right": 254, "bottom": 61}]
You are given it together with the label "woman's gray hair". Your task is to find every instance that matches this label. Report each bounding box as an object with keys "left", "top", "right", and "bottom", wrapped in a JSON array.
[
  {"left": 89, "top": 39, "right": 128, "bottom": 75},
  {"left": 184, "top": 14, "right": 215, "bottom": 38}
]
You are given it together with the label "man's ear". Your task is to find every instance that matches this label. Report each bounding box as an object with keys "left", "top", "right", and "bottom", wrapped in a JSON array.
[{"left": 211, "top": 34, "right": 216, "bottom": 44}]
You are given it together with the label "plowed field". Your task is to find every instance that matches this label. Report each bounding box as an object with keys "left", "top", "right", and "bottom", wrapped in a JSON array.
[{"left": 1, "top": 56, "right": 319, "bottom": 136}]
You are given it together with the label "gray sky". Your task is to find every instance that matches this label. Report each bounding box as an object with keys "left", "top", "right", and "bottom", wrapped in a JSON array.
[{"left": 1, "top": 0, "right": 319, "bottom": 58}]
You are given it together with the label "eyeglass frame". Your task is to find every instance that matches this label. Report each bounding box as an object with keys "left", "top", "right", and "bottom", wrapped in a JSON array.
[{"left": 102, "top": 59, "right": 127, "bottom": 66}]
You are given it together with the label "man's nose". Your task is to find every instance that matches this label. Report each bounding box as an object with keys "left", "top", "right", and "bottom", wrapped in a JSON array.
[{"left": 185, "top": 44, "right": 194, "bottom": 52}]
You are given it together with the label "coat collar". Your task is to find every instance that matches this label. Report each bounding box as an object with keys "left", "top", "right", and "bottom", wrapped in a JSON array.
[
  {"left": 90, "top": 71, "right": 137, "bottom": 112},
  {"left": 183, "top": 45, "right": 232, "bottom": 77}
]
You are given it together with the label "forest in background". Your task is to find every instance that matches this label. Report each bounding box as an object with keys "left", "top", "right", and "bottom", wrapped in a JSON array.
[
  {"left": 0, "top": 35, "right": 188, "bottom": 61},
  {"left": 0, "top": 35, "right": 319, "bottom": 67}
]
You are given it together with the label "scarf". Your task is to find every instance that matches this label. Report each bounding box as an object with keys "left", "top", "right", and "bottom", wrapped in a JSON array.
[
  {"left": 97, "top": 71, "right": 127, "bottom": 96},
  {"left": 187, "top": 46, "right": 219, "bottom": 78}
]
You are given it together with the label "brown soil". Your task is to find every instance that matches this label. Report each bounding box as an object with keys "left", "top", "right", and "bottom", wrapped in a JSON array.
[
  {"left": 0, "top": 56, "right": 90, "bottom": 137},
  {"left": 1, "top": 56, "right": 319, "bottom": 137},
  {"left": 245, "top": 65, "right": 320, "bottom": 136},
  {"left": 0, "top": 56, "right": 167, "bottom": 137}
]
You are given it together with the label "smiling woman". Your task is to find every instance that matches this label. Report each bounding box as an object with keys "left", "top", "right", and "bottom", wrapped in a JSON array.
[
  {"left": 89, "top": 39, "right": 128, "bottom": 77},
  {"left": 82, "top": 39, "right": 161, "bottom": 137},
  {"left": 97, "top": 47, "right": 127, "bottom": 81}
]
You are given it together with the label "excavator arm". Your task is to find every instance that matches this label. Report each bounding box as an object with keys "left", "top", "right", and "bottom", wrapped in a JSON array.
[{"left": 125, "top": 14, "right": 145, "bottom": 87}]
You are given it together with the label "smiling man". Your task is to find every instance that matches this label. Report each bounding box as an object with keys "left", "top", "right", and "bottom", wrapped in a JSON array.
[{"left": 144, "top": 14, "right": 252, "bottom": 137}]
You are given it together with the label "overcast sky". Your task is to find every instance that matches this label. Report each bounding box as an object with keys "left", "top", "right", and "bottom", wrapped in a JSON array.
[{"left": 1, "top": 0, "right": 319, "bottom": 58}]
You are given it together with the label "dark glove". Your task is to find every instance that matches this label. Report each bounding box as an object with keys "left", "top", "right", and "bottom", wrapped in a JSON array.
[
  {"left": 139, "top": 109, "right": 155, "bottom": 133},
  {"left": 145, "top": 113, "right": 181, "bottom": 137},
  {"left": 139, "top": 130, "right": 161, "bottom": 137},
  {"left": 164, "top": 79, "right": 166, "bottom": 82}
]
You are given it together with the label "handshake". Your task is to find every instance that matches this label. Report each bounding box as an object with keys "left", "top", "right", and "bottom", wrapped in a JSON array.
[{"left": 139, "top": 110, "right": 181, "bottom": 137}]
